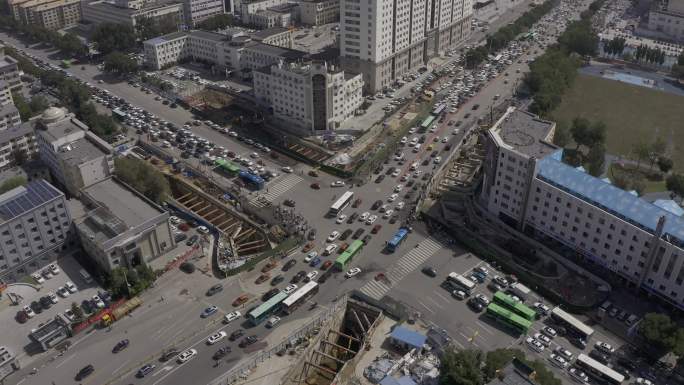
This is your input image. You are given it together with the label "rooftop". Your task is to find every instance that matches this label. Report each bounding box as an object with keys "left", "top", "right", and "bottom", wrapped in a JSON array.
[
  {"left": 389, "top": 326, "right": 427, "bottom": 350},
  {"left": 189, "top": 29, "right": 228, "bottom": 42},
  {"left": 246, "top": 42, "right": 306, "bottom": 60},
  {"left": 146, "top": 30, "right": 188, "bottom": 45},
  {"left": 537, "top": 151, "right": 684, "bottom": 246},
  {"left": 379, "top": 376, "right": 417, "bottom": 385},
  {"left": 82, "top": 178, "right": 161, "bottom": 229},
  {"left": 37, "top": 112, "right": 89, "bottom": 143},
  {"left": 251, "top": 27, "right": 289, "bottom": 40},
  {"left": 0, "top": 53, "right": 18, "bottom": 69},
  {"left": 0, "top": 346, "right": 15, "bottom": 365},
  {"left": 0, "top": 102, "right": 19, "bottom": 119},
  {"left": 57, "top": 136, "right": 108, "bottom": 166},
  {"left": 0, "top": 120, "right": 32, "bottom": 145},
  {"left": 491, "top": 108, "right": 557, "bottom": 158},
  {"left": 268, "top": 2, "right": 297, "bottom": 12},
  {"left": 0, "top": 179, "right": 63, "bottom": 224},
  {"left": 486, "top": 358, "right": 538, "bottom": 385}
]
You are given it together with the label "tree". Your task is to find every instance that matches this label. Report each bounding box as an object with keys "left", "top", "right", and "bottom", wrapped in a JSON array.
[
  {"left": 114, "top": 157, "right": 170, "bottom": 204},
  {"left": 553, "top": 124, "right": 570, "bottom": 147},
  {"left": 440, "top": 349, "right": 485, "bottom": 385},
  {"left": 632, "top": 140, "right": 650, "bottom": 169},
  {"left": 639, "top": 313, "right": 679, "bottom": 352},
  {"left": 649, "top": 137, "right": 667, "bottom": 170},
  {"left": 71, "top": 302, "right": 85, "bottom": 321},
  {"left": 91, "top": 23, "right": 136, "bottom": 55},
  {"left": 0, "top": 176, "right": 27, "bottom": 194},
  {"left": 570, "top": 117, "right": 592, "bottom": 150},
  {"left": 28, "top": 95, "right": 48, "bottom": 115},
  {"left": 55, "top": 33, "right": 88, "bottom": 57},
  {"left": 558, "top": 19, "right": 598, "bottom": 56},
  {"left": 484, "top": 349, "right": 523, "bottom": 380},
  {"left": 666, "top": 174, "right": 684, "bottom": 198},
  {"left": 658, "top": 157, "right": 673, "bottom": 174},
  {"left": 585, "top": 143, "right": 606, "bottom": 177},
  {"left": 136, "top": 15, "right": 179, "bottom": 40},
  {"left": 103, "top": 51, "right": 139, "bottom": 75},
  {"left": 611, "top": 171, "right": 630, "bottom": 190}
]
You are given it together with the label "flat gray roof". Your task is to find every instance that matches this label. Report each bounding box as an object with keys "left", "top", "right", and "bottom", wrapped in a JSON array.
[
  {"left": 492, "top": 108, "right": 556, "bottom": 158},
  {"left": 0, "top": 120, "right": 32, "bottom": 144},
  {"left": 252, "top": 27, "right": 289, "bottom": 40},
  {"left": 190, "top": 30, "right": 228, "bottom": 42},
  {"left": 247, "top": 42, "right": 306, "bottom": 60},
  {"left": 38, "top": 116, "right": 88, "bottom": 143},
  {"left": 82, "top": 178, "right": 161, "bottom": 229},
  {"left": 57, "top": 137, "right": 107, "bottom": 166}
]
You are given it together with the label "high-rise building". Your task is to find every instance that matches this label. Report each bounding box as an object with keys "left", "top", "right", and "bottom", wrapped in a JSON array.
[
  {"left": 8, "top": 0, "right": 82, "bottom": 30},
  {"left": 339, "top": 0, "right": 472, "bottom": 93},
  {"left": 480, "top": 107, "right": 684, "bottom": 311}
]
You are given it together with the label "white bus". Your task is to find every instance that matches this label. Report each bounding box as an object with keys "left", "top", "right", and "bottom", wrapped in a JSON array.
[
  {"left": 328, "top": 191, "right": 354, "bottom": 217},
  {"left": 576, "top": 354, "right": 625, "bottom": 385},
  {"left": 282, "top": 281, "right": 319, "bottom": 314},
  {"left": 550, "top": 307, "right": 594, "bottom": 340},
  {"left": 447, "top": 273, "right": 476, "bottom": 295}
]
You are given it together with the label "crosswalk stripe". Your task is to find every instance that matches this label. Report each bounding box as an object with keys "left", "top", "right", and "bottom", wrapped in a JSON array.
[{"left": 249, "top": 175, "right": 302, "bottom": 207}]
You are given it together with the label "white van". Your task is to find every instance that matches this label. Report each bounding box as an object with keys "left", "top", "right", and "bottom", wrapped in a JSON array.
[
  {"left": 266, "top": 316, "right": 281, "bottom": 328},
  {"left": 79, "top": 269, "right": 93, "bottom": 284},
  {"left": 413, "top": 144, "right": 421, "bottom": 153}
]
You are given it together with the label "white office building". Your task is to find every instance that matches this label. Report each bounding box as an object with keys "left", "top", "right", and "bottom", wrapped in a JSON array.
[
  {"left": 183, "top": 0, "right": 224, "bottom": 26},
  {"left": 480, "top": 107, "right": 684, "bottom": 311},
  {"left": 253, "top": 60, "right": 363, "bottom": 134},
  {"left": 340, "top": 0, "right": 472, "bottom": 93}
]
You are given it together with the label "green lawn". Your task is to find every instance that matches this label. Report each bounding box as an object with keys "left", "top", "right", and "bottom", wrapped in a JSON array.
[{"left": 551, "top": 74, "right": 684, "bottom": 172}]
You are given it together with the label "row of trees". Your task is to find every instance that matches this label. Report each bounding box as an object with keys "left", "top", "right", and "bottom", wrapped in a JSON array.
[
  {"left": 441, "top": 348, "right": 561, "bottom": 385},
  {"left": 103, "top": 51, "right": 140, "bottom": 75},
  {"left": 91, "top": 23, "right": 137, "bottom": 56},
  {"left": 557, "top": 19, "right": 599, "bottom": 57},
  {"left": 105, "top": 265, "right": 157, "bottom": 298},
  {"left": 602, "top": 36, "right": 626, "bottom": 57},
  {"left": 671, "top": 53, "right": 684, "bottom": 79},
  {"left": 11, "top": 91, "right": 48, "bottom": 121},
  {"left": 0, "top": 15, "right": 88, "bottom": 58},
  {"left": 633, "top": 44, "right": 666, "bottom": 66},
  {"left": 114, "top": 157, "right": 170, "bottom": 204}
]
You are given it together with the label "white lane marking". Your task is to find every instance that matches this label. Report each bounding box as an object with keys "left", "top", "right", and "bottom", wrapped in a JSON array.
[
  {"left": 55, "top": 353, "right": 76, "bottom": 368},
  {"left": 417, "top": 301, "right": 435, "bottom": 314},
  {"left": 152, "top": 366, "right": 174, "bottom": 377},
  {"left": 112, "top": 359, "right": 132, "bottom": 375},
  {"left": 433, "top": 291, "right": 451, "bottom": 303},
  {"left": 476, "top": 320, "right": 496, "bottom": 335},
  {"left": 426, "top": 297, "right": 444, "bottom": 309}
]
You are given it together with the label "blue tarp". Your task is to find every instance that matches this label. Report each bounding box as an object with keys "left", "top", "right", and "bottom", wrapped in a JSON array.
[
  {"left": 379, "top": 376, "right": 417, "bottom": 385},
  {"left": 390, "top": 326, "right": 427, "bottom": 350}
]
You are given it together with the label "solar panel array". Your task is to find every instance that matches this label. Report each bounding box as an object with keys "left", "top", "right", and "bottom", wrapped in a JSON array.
[{"left": 0, "top": 180, "right": 62, "bottom": 223}]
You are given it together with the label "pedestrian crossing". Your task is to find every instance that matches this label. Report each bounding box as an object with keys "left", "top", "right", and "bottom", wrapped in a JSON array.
[
  {"left": 249, "top": 174, "right": 302, "bottom": 208},
  {"left": 360, "top": 237, "right": 443, "bottom": 300}
]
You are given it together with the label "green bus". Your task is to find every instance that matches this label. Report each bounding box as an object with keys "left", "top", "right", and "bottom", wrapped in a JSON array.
[
  {"left": 420, "top": 116, "right": 436, "bottom": 130},
  {"left": 335, "top": 240, "right": 364, "bottom": 270},
  {"left": 492, "top": 291, "right": 536, "bottom": 321},
  {"left": 247, "top": 291, "right": 289, "bottom": 325},
  {"left": 215, "top": 158, "right": 241, "bottom": 175},
  {"left": 486, "top": 303, "right": 532, "bottom": 334}
]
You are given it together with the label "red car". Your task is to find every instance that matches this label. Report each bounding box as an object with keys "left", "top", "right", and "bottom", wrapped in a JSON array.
[
  {"left": 371, "top": 224, "right": 382, "bottom": 234},
  {"left": 255, "top": 273, "right": 270, "bottom": 284},
  {"left": 352, "top": 198, "right": 362, "bottom": 208},
  {"left": 310, "top": 183, "right": 320, "bottom": 190},
  {"left": 321, "top": 261, "right": 333, "bottom": 270}
]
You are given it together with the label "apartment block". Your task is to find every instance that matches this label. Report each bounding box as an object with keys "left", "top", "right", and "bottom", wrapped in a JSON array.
[
  {"left": 0, "top": 122, "right": 37, "bottom": 170},
  {"left": 0, "top": 346, "right": 20, "bottom": 381},
  {"left": 35, "top": 107, "right": 114, "bottom": 197},
  {"left": 340, "top": 0, "right": 472, "bottom": 93},
  {"left": 0, "top": 104, "right": 21, "bottom": 132},
  {"left": 646, "top": 0, "right": 684, "bottom": 43},
  {"left": 0, "top": 46, "right": 22, "bottom": 94},
  {"left": 82, "top": 0, "right": 184, "bottom": 31},
  {"left": 299, "top": 0, "right": 339, "bottom": 26},
  {"left": 253, "top": 60, "right": 363, "bottom": 134},
  {"left": 0, "top": 179, "right": 71, "bottom": 282},
  {"left": 183, "top": 0, "right": 224, "bottom": 26},
  {"left": 251, "top": 27, "right": 294, "bottom": 48},
  {"left": 480, "top": 107, "right": 684, "bottom": 311},
  {"left": 239, "top": 0, "right": 287, "bottom": 15},
  {"left": 9, "top": 0, "right": 82, "bottom": 30}
]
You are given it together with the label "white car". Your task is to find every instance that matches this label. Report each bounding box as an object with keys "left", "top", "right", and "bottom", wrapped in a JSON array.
[
  {"left": 224, "top": 311, "right": 241, "bottom": 323},
  {"left": 525, "top": 337, "right": 545, "bottom": 353},
  {"left": 281, "top": 166, "right": 293, "bottom": 173},
  {"left": 365, "top": 215, "right": 378, "bottom": 225},
  {"left": 542, "top": 326, "right": 557, "bottom": 338},
  {"left": 41, "top": 269, "right": 53, "bottom": 279},
  {"left": 177, "top": 349, "right": 198, "bottom": 363},
  {"left": 336, "top": 214, "right": 347, "bottom": 224},
  {"left": 442, "top": 137, "right": 449, "bottom": 143},
  {"left": 197, "top": 225, "right": 209, "bottom": 234},
  {"left": 595, "top": 341, "right": 615, "bottom": 354},
  {"left": 327, "top": 231, "right": 340, "bottom": 242},
  {"left": 388, "top": 194, "right": 398, "bottom": 202},
  {"left": 57, "top": 286, "right": 70, "bottom": 297},
  {"left": 266, "top": 316, "right": 281, "bottom": 328},
  {"left": 394, "top": 185, "right": 403, "bottom": 192},
  {"left": 305, "top": 271, "right": 318, "bottom": 282},
  {"left": 452, "top": 290, "right": 466, "bottom": 300},
  {"left": 92, "top": 295, "right": 105, "bottom": 308},
  {"left": 23, "top": 305, "right": 35, "bottom": 318},
  {"left": 283, "top": 284, "right": 298, "bottom": 295},
  {"left": 31, "top": 273, "right": 45, "bottom": 283},
  {"left": 383, "top": 209, "right": 394, "bottom": 218},
  {"left": 48, "top": 292, "right": 59, "bottom": 304},
  {"left": 555, "top": 346, "right": 573, "bottom": 361},
  {"left": 65, "top": 281, "right": 78, "bottom": 293},
  {"left": 324, "top": 244, "right": 338, "bottom": 255},
  {"left": 169, "top": 216, "right": 181, "bottom": 225},
  {"left": 568, "top": 368, "right": 589, "bottom": 383},
  {"left": 548, "top": 353, "right": 568, "bottom": 369},
  {"left": 49, "top": 264, "right": 60, "bottom": 275},
  {"left": 475, "top": 293, "right": 490, "bottom": 305},
  {"left": 207, "top": 331, "right": 227, "bottom": 344},
  {"left": 359, "top": 212, "right": 370, "bottom": 222},
  {"left": 396, "top": 202, "right": 405, "bottom": 210},
  {"left": 534, "top": 333, "right": 552, "bottom": 346},
  {"left": 304, "top": 251, "right": 318, "bottom": 263},
  {"left": 330, "top": 181, "right": 345, "bottom": 187},
  {"left": 533, "top": 302, "right": 549, "bottom": 315},
  {"left": 345, "top": 267, "right": 362, "bottom": 278},
  {"left": 391, "top": 169, "right": 400, "bottom": 177}
]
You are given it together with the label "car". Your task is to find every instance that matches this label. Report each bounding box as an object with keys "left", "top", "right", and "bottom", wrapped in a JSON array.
[
  {"left": 388, "top": 193, "right": 398, "bottom": 202},
  {"left": 283, "top": 284, "right": 298, "bottom": 295},
  {"left": 302, "top": 242, "right": 315, "bottom": 252},
  {"left": 266, "top": 316, "right": 281, "bottom": 328},
  {"left": 474, "top": 293, "right": 490, "bottom": 306},
  {"left": 310, "top": 183, "right": 320, "bottom": 189},
  {"left": 304, "top": 251, "right": 318, "bottom": 263},
  {"left": 360, "top": 212, "right": 370, "bottom": 221},
  {"left": 589, "top": 349, "right": 610, "bottom": 364},
  {"left": 305, "top": 271, "right": 319, "bottom": 282},
  {"left": 366, "top": 215, "right": 378, "bottom": 225},
  {"left": 617, "top": 357, "right": 637, "bottom": 371},
  {"left": 327, "top": 231, "right": 340, "bottom": 242},
  {"left": 239, "top": 335, "right": 258, "bottom": 348},
  {"left": 76, "top": 365, "right": 95, "bottom": 380},
  {"left": 229, "top": 329, "right": 245, "bottom": 342},
  {"left": 92, "top": 295, "right": 105, "bottom": 308},
  {"left": 452, "top": 290, "right": 466, "bottom": 300},
  {"left": 281, "top": 166, "right": 293, "bottom": 173},
  {"left": 542, "top": 326, "right": 557, "bottom": 338},
  {"left": 346, "top": 267, "right": 362, "bottom": 278},
  {"left": 467, "top": 299, "right": 484, "bottom": 312},
  {"left": 224, "top": 311, "right": 241, "bottom": 323},
  {"left": 352, "top": 198, "right": 362, "bottom": 208},
  {"left": 371, "top": 200, "right": 383, "bottom": 210},
  {"left": 548, "top": 354, "right": 568, "bottom": 368},
  {"left": 284, "top": 199, "right": 296, "bottom": 207},
  {"left": 608, "top": 307, "right": 619, "bottom": 317},
  {"left": 394, "top": 185, "right": 403, "bottom": 192},
  {"left": 493, "top": 275, "right": 509, "bottom": 287},
  {"left": 532, "top": 302, "right": 550, "bottom": 316},
  {"left": 371, "top": 224, "right": 382, "bottom": 234},
  {"left": 23, "top": 305, "right": 35, "bottom": 318},
  {"left": 389, "top": 215, "right": 398, "bottom": 224},
  {"left": 336, "top": 214, "right": 347, "bottom": 224},
  {"left": 534, "top": 333, "right": 552, "bottom": 346},
  {"left": 207, "top": 331, "right": 227, "bottom": 344},
  {"left": 422, "top": 266, "right": 437, "bottom": 277},
  {"left": 340, "top": 229, "right": 353, "bottom": 240},
  {"left": 555, "top": 346, "right": 573, "bottom": 361},
  {"left": 232, "top": 294, "right": 249, "bottom": 307},
  {"left": 57, "top": 286, "right": 70, "bottom": 297},
  {"left": 136, "top": 364, "right": 156, "bottom": 378},
  {"left": 352, "top": 228, "right": 365, "bottom": 239},
  {"left": 321, "top": 260, "right": 333, "bottom": 270},
  {"left": 331, "top": 181, "right": 345, "bottom": 187},
  {"left": 48, "top": 292, "right": 58, "bottom": 304},
  {"left": 263, "top": 288, "right": 280, "bottom": 301},
  {"left": 526, "top": 337, "right": 545, "bottom": 353},
  {"left": 206, "top": 284, "right": 224, "bottom": 296},
  {"left": 291, "top": 270, "right": 307, "bottom": 283},
  {"left": 41, "top": 269, "right": 53, "bottom": 279},
  {"left": 310, "top": 256, "right": 322, "bottom": 267},
  {"left": 31, "top": 273, "right": 45, "bottom": 283},
  {"left": 283, "top": 259, "right": 297, "bottom": 271},
  {"left": 186, "top": 234, "right": 199, "bottom": 246},
  {"left": 271, "top": 274, "right": 285, "bottom": 286},
  {"left": 595, "top": 341, "right": 615, "bottom": 354},
  {"left": 396, "top": 201, "right": 405, "bottom": 210},
  {"left": 177, "top": 349, "right": 198, "bottom": 363},
  {"left": 323, "top": 244, "right": 337, "bottom": 256},
  {"left": 255, "top": 273, "right": 270, "bottom": 284},
  {"left": 113, "top": 339, "right": 130, "bottom": 353},
  {"left": 474, "top": 266, "right": 489, "bottom": 276},
  {"left": 570, "top": 336, "right": 588, "bottom": 349},
  {"left": 262, "top": 260, "right": 277, "bottom": 273},
  {"left": 201, "top": 305, "right": 218, "bottom": 318},
  {"left": 197, "top": 225, "right": 209, "bottom": 234},
  {"left": 568, "top": 368, "right": 589, "bottom": 383}
]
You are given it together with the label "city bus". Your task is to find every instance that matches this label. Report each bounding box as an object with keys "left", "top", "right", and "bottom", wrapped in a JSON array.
[
  {"left": 432, "top": 103, "right": 447, "bottom": 116},
  {"left": 550, "top": 307, "right": 594, "bottom": 340},
  {"left": 329, "top": 191, "right": 354, "bottom": 217},
  {"left": 385, "top": 227, "right": 409, "bottom": 252},
  {"left": 492, "top": 291, "right": 536, "bottom": 321},
  {"left": 215, "top": 158, "right": 241, "bottom": 175},
  {"left": 447, "top": 273, "right": 476, "bottom": 295},
  {"left": 238, "top": 170, "right": 265, "bottom": 190},
  {"left": 281, "top": 281, "right": 319, "bottom": 315},
  {"left": 575, "top": 354, "right": 625, "bottom": 385},
  {"left": 247, "top": 291, "right": 289, "bottom": 325},
  {"left": 420, "top": 116, "right": 436, "bottom": 131},
  {"left": 335, "top": 240, "right": 364, "bottom": 270},
  {"left": 486, "top": 303, "right": 532, "bottom": 335}
]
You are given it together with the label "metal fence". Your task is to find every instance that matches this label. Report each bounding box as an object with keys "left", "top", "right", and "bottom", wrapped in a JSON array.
[{"left": 208, "top": 295, "right": 349, "bottom": 385}]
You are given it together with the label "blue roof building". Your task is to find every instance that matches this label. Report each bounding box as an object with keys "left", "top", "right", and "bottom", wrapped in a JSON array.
[
  {"left": 389, "top": 326, "right": 427, "bottom": 351},
  {"left": 379, "top": 375, "right": 417, "bottom": 385}
]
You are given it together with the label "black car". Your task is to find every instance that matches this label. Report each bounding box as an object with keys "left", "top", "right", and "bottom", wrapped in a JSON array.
[
  {"left": 112, "top": 339, "right": 129, "bottom": 353},
  {"left": 340, "top": 229, "right": 353, "bottom": 240},
  {"left": 282, "top": 259, "right": 297, "bottom": 271},
  {"left": 422, "top": 158, "right": 430, "bottom": 166},
  {"left": 455, "top": 121, "right": 462, "bottom": 126},
  {"left": 347, "top": 213, "right": 358, "bottom": 224},
  {"left": 430, "top": 150, "right": 438, "bottom": 158},
  {"left": 472, "top": 104, "right": 480, "bottom": 110},
  {"left": 406, "top": 180, "right": 414, "bottom": 187},
  {"left": 371, "top": 200, "right": 383, "bottom": 210},
  {"left": 239, "top": 335, "right": 258, "bottom": 348},
  {"left": 283, "top": 199, "right": 296, "bottom": 207},
  {"left": 136, "top": 364, "right": 156, "bottom": 378},
  {"left": 389, "top": 215, "right": 398, "bottom": 224},
  {"left": 419, "top": 135, "right": 426, "bottom": 143},
  {"left": 291, "top": 270, "right": 307, "bottom": 283},
  {"left": 186, "top": 234, "right": 199, "bottom": 246},
  {"left": 422, "top": 267, "right": 437, "bottom": 277},
  {"left": 374, "top": 166, "right": 384, "bottom": 174},
  {"left": 467, "top": 298, "right": 484, "bottom": 312},
  {"left": 262, "top": 288, "right": 280, "bottom": 301},
  {"left": 174, "top": 233, "right": 187, "bottom": 242},
  {"left": 80, "top": 299, "right": 93, "bottom": 314},
  {"left": 386, "top": 167, "right": 395, "bottom": 176},
  {"left": 229, "top": 329, "right": 245, "bottom": 341},
  {"left": 375, "top": 175, "right": 385, "bottom": 183},
  {"left": 76, "top": 365, "right": 95, "bottom": 380},
  {"left": 589, "top": 350, "right": 610, "bottom": 365},
  {"left": 444, "top": 144, "right": 452, "bottom": 151},
  {"left": 206, "top": 284, "right": 223, "bottom": 296},
  {"left": 213, "top": 347, "right": 231, "bottom": 360},
  {"left": 270, "top": 275, "right": 285, "bottom": 286},
  {"left": 31, "top": 300, "right": 43, "bottom": 314},
  {"left": 362, "top": 235, "right": 372, "bottom": 245},
  {"left": 464, "top": 113, "right": 471, "bottom": 119},
  {"left": 352, "top": 228, "right": 365, "bottom": 239},
  {"left": 39, "top": 296, "right": 52, "bottom": 309}
]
